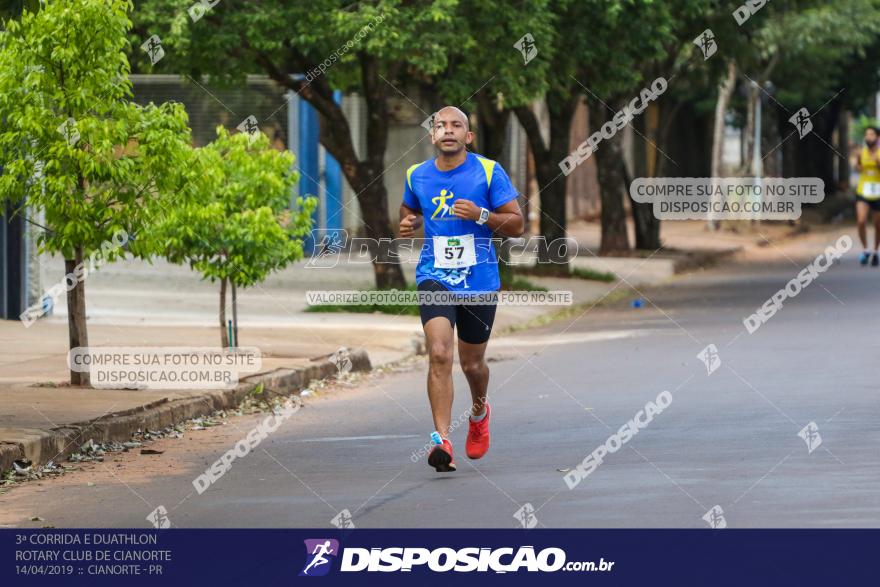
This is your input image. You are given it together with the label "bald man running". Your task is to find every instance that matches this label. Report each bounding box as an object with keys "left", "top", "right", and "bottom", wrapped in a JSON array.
[{"left": 399, "top": 106, "right": 524, "bottom": 472}]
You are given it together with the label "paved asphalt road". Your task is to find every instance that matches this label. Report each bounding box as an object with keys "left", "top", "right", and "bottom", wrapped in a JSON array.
[{"left": 2, "top": 229, "right": 877, "bottom": 529}]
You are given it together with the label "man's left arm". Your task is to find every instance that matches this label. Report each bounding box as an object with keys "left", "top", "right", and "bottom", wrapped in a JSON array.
[{"left": 451, "top": 198, "right": 524, "bottom": 238}]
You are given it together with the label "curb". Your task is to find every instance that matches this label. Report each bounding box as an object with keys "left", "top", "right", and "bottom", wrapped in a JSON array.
[{"left": 0, "top": 348, "right": 371, "bottom": 476}]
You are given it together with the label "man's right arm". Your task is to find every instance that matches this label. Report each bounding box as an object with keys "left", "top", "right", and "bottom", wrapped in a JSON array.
[{"left": 399, "top": 203, "right": 423, "bottom": 237}]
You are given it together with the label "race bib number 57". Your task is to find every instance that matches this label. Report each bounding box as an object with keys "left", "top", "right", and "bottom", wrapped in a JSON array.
[{"left": 433, "top": 234, "right": 477, "bottom": 269}]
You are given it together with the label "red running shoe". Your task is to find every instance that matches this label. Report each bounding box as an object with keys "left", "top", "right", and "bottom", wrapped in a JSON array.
[
  {"left": 466, "top": 403, "right": 491, "bottom": 459},
  {"left": 428, "top": 438, "right": 456, "bottom": 472}
]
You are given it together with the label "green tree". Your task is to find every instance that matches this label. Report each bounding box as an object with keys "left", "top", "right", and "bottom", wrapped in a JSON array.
[
  {"left": 432, "top": 0, "right": 554, "bottom": 283},
  {"left": 435, "top": 0, "right": 553, "bottom": 161},
  {"left": 621, "top": 0, "right": 719, "bottom": 249},
  {"left": 133, "top": 0, "right": 465, "bottom": 290},
  {"left": 513, "top": 0, "right": 674, "bottom": 257},
  {"left": 0, "top": 1, "right": 37, "bottom": 21},
  {"left": 0, "top": 0, "right": 196, "bottom": 385},
  {"left": 535, "top": 0, "right": 724, "bottom": 251},
  {"left": 753, "top": 0, "right": 880, "bottom": 190},
  {"left": 510, "top": 0, "right": 587, "bottom": 263},
  {"left": 158, "top": 126, "right": 316, "bottom": 348}
]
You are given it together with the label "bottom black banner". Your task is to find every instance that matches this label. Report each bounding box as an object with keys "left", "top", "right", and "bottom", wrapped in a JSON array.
[{"left": 3, "top": 529, "right": 873, "bottom": 585}]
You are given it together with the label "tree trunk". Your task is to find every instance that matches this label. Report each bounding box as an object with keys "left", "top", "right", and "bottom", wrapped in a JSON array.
[
  {"left": 231, "top": 280, "right": 238, "bottom": 348},
  {"left": 709, "top": 62, "right": 737, "bottom": 230},
  {"left": 711, "top": 62, "right": 737, "bottom": 178},
  {"left": 762, "top": 91, "right": 782, "bottom": 178},
  {"left": 742, "top": 81, "right": 758, "bottom": 173},
  {"left": 65, "top": 247, "right": 89, "bottom": 386},
  {"left": 476, "top": 93, "right": 510, "bottom": 161},
  {"left": 589, "top": 101, "right": 630, "bottom": 255},
  {"left": 596, "top": 140, "right": 631, "bottom": 254},
  {"left": 794, "top": 99, "right": 840, "bottom": 197},
  {"left": 837, "top": 107, "right": 850, "bottom": 195},
  {"left": 476, "top": 94, "right": 515, "bottom": 287},
  {"left": 533, "top": 158, "right": 569, "bottom": 273},
  {"left": 356, "top": 179, "right": 406, "bottom": 288},
  {"left": 630, "top": 105, "right": 661, "bottom": 250},
  {"left": 513, "top": 95, "right": 577, "bottom": 274},
  {"left": 779, "top": 101, "right": 797, "bottom": 179},
  {"left": 219, "top": 276, "right": 228, "bottom": 349},
  {"left": 628, "top": 173, "right": 657, "bottom": 249}
]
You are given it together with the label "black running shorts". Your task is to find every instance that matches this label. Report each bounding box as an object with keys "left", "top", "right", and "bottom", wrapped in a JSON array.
[
  {"left": 417, "top": 279, "right": 498, "bottom": 344},
  {"left": 856, "top": 195, "right": 880, "bottom": 211}
]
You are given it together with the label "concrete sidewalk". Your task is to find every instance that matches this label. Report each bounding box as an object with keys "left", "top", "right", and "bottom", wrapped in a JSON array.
[{"left": 1, "top": 219, "right": 768, "bottom": 474}]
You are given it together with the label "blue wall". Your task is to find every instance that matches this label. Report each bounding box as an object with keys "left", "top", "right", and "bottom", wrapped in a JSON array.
[{"left": 298, "top": 91, "right": 343, "bottom": 254}]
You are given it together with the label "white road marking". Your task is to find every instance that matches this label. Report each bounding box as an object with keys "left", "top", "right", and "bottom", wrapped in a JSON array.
[
  {"left": 290, "top": 434, "right": 420, "bottom": 443},
  {"left": 494, "top": 329, "right": 651, "bottom": 348}
]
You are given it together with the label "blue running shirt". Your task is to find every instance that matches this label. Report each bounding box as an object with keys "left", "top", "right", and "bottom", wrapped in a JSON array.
[{"left": 402, "top": 152, "right": 519, "bottom": 294}]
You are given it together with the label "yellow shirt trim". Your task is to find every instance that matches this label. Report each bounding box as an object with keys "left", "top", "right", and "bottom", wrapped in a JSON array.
[
  {"left": 475, "top": 155, "right": 496, "bottom": 189},
  {"left": 406, "top": 162, "right": 423, "bottom": 191}
]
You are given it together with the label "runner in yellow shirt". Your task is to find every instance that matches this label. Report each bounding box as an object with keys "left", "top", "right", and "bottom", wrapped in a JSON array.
[{"left": 854, "top": 126, "right": 880, "bottom": 266}]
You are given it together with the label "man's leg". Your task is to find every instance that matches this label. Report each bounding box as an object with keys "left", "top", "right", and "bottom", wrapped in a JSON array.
[
  {"left": 457, "top": 301, "right": 497, "bottom": 460},
  {"left": 455, "top": 301, "right": 497, "bottom": 415},
  {"left": 418, "top": 280, "right": 461, "bottom": 472},
  {"left": 872, "top": 208, "right": 880, "bottom": 251},
  {"left": 458, "top": 338, "right": 489, "bottom": 417},
  {"left": 424, "top": 316, "right": 455, "bottom": 438},
  {"left": 857, "top": 200, "right": 869, "bottom": 249}
]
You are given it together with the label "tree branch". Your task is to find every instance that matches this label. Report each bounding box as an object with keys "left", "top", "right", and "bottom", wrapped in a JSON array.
[
  {"left": 242, "top": 40, "right": 361, "bottom": 174},
  {"left": 361, "top": 52, "right": 389, "bottom": 170}
]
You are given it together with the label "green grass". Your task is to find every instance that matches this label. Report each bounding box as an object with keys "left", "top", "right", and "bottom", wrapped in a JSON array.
[
  {"left": 569, "top": 266, "right": 617, "bottom": 283},
  {"left": 502, "top": 276, "right": 548, "bottom": 292},
  {"left": 519, "top": 264, "right": 617, "bottom": 283}
]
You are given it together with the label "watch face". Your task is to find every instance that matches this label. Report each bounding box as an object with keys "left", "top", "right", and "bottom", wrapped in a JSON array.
[{"left": 480, "top": 208, "right": 489, "bottom": 222}]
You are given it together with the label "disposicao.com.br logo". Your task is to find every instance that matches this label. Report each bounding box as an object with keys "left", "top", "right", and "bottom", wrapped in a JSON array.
[{"left": 300, "top": 541, "right": 614, "bottom": 575}]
